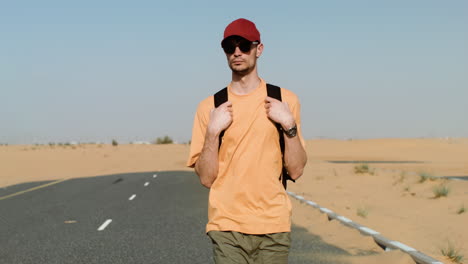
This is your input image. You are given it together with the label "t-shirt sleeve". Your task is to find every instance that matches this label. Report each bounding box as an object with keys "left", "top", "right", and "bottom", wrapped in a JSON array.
[{"left": 186, "top": 98, "right": 211, "bottom": 168}]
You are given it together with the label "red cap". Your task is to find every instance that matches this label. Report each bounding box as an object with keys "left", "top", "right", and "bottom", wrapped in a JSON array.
[{"left": 222, "top": 18, "right": 261, "bottom": 43}]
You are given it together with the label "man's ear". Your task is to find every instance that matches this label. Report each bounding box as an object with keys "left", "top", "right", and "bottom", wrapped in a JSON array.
[{"left": 256, "top": 43, "right": 264, "bottom": 58}]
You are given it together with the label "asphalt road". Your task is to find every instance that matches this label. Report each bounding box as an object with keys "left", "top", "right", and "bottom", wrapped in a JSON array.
[{"left": 0, "top": 171, "right": 352, "bottom": 264}]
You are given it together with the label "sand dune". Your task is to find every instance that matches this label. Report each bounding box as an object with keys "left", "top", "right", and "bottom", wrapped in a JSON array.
[{"left": 1, "top": 138, "right": 466, "bottom": 263}]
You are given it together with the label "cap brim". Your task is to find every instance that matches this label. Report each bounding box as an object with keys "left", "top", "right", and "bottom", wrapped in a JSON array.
[{"left": 221, "top": 35, "right": 257, "bottom": 45}]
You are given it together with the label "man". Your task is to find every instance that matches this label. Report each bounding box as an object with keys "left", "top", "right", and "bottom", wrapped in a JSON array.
[{"left": 187, "top": 18, "right": 307, "bottom": 263}]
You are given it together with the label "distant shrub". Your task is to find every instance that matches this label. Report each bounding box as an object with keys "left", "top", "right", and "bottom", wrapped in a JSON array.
[
  {"left": 112, "top": 139, "right": 118, "bottom": 146},
  {"left": 357, "top": 207, "right": 368, "bottom": 218},
  {"left": 433, "top": 185, "right": 450, "bottom": 198},
  {"left": 419, "top": 172, "right": 436, "bottom": 183},
  {"left": 155, "top": 136, "right": 173, "bottom": 144},
  {"left": 457, "top": 204, "right": 465, "bottom": 215},
  {"left": 354, "top": 164, "right": 370, "bottom": 174},
  {"left": 441, "top": 242, "right": 464, "bottom": 263}
]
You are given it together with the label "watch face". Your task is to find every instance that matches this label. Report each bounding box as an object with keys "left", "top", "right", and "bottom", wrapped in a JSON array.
[
  {"left": 286, "top": 125, "right": 297, "bottom": 137},
  {"left": 290, "top": 128, "right": 297, "bottom": 137}
]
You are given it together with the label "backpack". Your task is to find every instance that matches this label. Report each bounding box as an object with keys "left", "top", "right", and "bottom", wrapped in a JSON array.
[{"left": 213, "top": 83, "right": 295, "bottom": 189}]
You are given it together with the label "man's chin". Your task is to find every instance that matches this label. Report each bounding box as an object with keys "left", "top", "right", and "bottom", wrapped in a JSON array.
[{"left": 230, "top": 65, "right": 250, "bottom": 74}]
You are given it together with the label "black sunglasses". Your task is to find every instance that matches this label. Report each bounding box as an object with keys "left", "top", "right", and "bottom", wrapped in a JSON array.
[{"left": 222, "top": 39, "right": 259, "bottom": 54}]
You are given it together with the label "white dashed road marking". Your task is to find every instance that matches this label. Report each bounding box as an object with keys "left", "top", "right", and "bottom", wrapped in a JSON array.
[
  {"left": 129, "top": 194, "right": 136, "bottom": 201},
  {"left": 144, "top": 182, "right": 149, "bottom": 187},
  {"left": 97, "top": 219, "right": 112, "bottom": 231},
  {"left": 153, "top": 174, "right": 157, "bottom": 178}
]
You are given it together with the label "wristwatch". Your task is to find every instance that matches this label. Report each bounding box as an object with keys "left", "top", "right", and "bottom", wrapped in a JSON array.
[{"left": 284, "top": 124, "right": 297, "bottom": 138}]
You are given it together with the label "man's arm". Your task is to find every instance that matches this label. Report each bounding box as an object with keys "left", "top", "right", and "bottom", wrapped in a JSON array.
[
  {"left": 194, "top": 101, "right": 233, "bottom": 188},
  {"left": 282, "top": 123, "right": 307, "bottom": 180},
  {"left": 195, "top": 130, "right": 220, "bottom": 188},
  {"left": 265, "top": 97, "right": 307, "bottom": 180}
]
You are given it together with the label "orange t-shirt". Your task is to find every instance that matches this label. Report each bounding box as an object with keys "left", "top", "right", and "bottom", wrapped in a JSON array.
[{"left": 187, "top": 79, "right": 305, "bottom": 234}]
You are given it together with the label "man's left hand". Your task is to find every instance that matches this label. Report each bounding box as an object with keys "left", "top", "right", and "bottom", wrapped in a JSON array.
[{"left": 264, "top": 97, "right": 295, "bottom": 130}]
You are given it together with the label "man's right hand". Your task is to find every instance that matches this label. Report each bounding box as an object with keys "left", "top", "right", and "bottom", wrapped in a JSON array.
[{"left": 208, "top": 101, "right": 233, "bottom": 136}]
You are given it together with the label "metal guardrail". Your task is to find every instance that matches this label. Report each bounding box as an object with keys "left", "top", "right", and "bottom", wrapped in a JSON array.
[{"left": 287, "top": 191, "right": 445, "bottom": 264}]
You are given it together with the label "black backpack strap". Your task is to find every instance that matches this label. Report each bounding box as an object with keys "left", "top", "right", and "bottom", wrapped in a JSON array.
[
  {"left": 267, "top": 84, "right": 295, "bottom": 189},
  {"left": 267, "top": 84, "right": 284, "bottom": 154},
  {"left": 214, "top": 87, "right": 228, "bottom": 149},
  {"left": 214, "top": 87, "right": 228, "bottom": 108},
  {"left": 266, "top": 83, "right": 282, "bottom": 101}
]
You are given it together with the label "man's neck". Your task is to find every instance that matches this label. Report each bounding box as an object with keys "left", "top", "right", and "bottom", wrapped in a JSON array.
[{"left": 230, "top": 70, "right": 261, "bottom": 95}]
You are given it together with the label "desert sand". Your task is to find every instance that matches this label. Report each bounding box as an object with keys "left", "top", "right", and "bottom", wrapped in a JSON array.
[{"left": 1, "top": 138, "right": 467, "bottom": 263}]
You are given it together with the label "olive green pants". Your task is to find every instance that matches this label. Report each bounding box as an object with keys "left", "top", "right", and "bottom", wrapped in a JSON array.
[{"left": 207, "top": 231, "right": 291, "bottom": 264}]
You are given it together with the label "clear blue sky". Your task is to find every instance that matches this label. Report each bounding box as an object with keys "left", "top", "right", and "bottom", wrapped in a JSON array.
[{"left": 1, "top": 0, "right": 467, "bottom": 144}]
